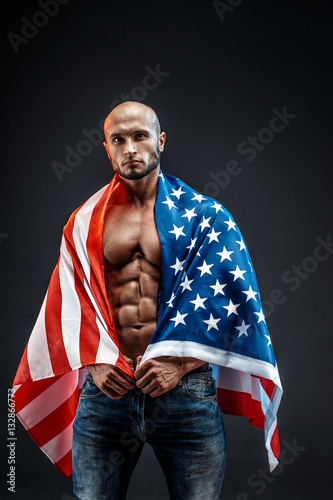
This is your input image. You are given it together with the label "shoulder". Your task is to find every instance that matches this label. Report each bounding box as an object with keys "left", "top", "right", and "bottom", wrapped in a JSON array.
[
  {"left": 161, "top": 172, "right": 233, "bottom": 220},
  {"left": 63, "top": 183, "right": 111, "bottom": 234}
]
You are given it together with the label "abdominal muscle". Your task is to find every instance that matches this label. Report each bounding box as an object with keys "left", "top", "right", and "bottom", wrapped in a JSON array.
[{"left": 104, "top": 251, "right": 160, "bottom": 365}]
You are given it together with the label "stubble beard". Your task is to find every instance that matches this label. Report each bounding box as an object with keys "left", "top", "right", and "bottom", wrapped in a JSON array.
[{"left": 113, "top": 149, "right": 161, "bottom": 180}]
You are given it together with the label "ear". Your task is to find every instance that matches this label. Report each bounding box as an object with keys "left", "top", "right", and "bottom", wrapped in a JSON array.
[
  {"left": 159, "top": 132, "right": 166, "bottom": 152},
  {"left": 103, "top": 141, "right": 111, "bottom": 160}
]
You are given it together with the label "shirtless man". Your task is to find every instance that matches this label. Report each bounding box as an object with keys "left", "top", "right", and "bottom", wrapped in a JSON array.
[
  {"left": 88, "top": 102, "right": 206, "bottom": 397},
  {"left": 72, "top": 101, "right": 226, "bottom": 500}
]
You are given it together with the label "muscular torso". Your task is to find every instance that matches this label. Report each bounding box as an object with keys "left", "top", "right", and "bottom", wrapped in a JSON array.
[{"left": 103, "top": 199, "right": 161, "bottom": 364}]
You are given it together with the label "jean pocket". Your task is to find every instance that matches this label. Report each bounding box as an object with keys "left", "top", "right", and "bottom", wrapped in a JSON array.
[
  {"left": 80, "top": 376, "right": 104, "bottom": 399},
  {"left": 184, "top": 377, "right": 218, "bottom": 403}
]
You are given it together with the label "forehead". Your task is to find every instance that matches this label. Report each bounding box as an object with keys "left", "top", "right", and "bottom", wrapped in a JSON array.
[{"left": 106, "top": 107, "right": 154, "bottom": 136}]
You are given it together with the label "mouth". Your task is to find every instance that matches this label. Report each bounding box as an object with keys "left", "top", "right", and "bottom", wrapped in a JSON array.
[{"left": 123, "top": 159, "right": 142, "bottom": 166}]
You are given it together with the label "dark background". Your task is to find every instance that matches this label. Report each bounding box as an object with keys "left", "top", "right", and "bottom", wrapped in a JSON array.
[{"left": 2, "top": 0, "right": 332, "bottom": 498}]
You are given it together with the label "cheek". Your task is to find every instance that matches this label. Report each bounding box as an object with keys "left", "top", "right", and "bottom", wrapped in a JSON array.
[
  {"left": 147, "top": 143, "right": 160, "bottom": 157},
  {"left": 109, "top": 150, "right": 120, "bottom": 164}
]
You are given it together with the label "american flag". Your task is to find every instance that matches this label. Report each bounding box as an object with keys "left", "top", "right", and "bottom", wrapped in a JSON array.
[{"left": 13, "top": 171, "right": 282, "bottom": 477}]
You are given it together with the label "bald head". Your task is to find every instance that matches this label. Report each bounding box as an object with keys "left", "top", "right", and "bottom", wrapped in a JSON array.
[
  {"left": 102, "top": 100, "right": 166, "bottom": 181},
  {"left": 104, "top": 101, "right": 161, "bottom": 139}
]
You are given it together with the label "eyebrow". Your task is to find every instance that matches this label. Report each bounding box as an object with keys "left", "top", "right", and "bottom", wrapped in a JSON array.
[{"left": 109, "top": 129, "right": 150, "bottom": 139}]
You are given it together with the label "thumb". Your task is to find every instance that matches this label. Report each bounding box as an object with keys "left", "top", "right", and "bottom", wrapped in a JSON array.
[
  {"left": 135, "top": 355, "right": 143, "bottom": 369},
  {"left": 123, "top": 355, "right": 134, "bottom": 370}
]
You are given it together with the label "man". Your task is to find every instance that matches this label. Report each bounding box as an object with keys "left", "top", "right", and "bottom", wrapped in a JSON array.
[
  {"left": 87, "top": 101, "right": 208, "bottom": 399},
  {"left": 13, "top": 101, "right": 282, "bottom": 500},
  {"left": 72, "top": 101, "right": 226, "bottom": 499}
]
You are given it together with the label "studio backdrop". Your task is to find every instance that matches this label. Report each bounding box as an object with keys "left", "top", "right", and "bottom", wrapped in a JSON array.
[{"left": 2, "top": 1, "right": 332, "bottom": 499}]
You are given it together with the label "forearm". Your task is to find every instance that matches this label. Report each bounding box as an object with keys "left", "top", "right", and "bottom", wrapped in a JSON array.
[
  {"left": 85, "top": 363, "right": 111, "bottom": 375},
  {"left": 179, "top": 357, "right": 207, "bottom": 377}
]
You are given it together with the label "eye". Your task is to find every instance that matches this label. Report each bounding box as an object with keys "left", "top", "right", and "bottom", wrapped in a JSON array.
[
  {"left": 135, "top": 133, "right": 147, "bottom": 140},
  {"left": 113, "top": 137, "right": 123, "bottom": 144}
]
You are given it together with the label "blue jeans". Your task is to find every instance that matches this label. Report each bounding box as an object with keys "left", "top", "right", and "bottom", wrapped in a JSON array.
[{"left": 72, "top": 366, "right": 226, "bottom": 499}]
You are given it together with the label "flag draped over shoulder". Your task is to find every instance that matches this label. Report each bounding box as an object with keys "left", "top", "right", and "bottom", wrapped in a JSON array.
[{"left": 13, "top": 171, "right": 282, "bottom": 478}]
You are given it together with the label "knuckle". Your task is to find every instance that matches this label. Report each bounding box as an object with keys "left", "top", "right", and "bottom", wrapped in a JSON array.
[
  {"left": 101, "top": 381, "right": 109, "bottom": 392},
  {"left": 111, "top": 393, "right": 122, "bottom": 400}
]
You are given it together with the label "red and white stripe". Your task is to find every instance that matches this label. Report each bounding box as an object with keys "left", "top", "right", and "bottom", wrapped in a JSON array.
[
  {"left": 13, "top": 178, "right": 132, "bottom": 477},
  {"left": 215, "top": 366, "right": 282, "bottom": 471}
]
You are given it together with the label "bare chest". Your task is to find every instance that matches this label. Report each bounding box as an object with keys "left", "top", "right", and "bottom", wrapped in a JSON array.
[{"left": 103, "top": 204, "right": 161, "bottom": 269}]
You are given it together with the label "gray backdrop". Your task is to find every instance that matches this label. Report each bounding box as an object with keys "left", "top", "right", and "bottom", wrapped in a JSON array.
[{"left": 2, "top": 0, "right": 332, "bottom": 499}]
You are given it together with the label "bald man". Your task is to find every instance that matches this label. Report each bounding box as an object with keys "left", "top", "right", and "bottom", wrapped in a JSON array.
[{"left": 72, "top": 102, "right": 226, "bottom": 500}]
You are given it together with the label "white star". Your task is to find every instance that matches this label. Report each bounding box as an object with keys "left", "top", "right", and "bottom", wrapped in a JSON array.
[
  {"left": 235, "top": 320, "right": 251, "bottom": 337},
  {"left": 169, "top": 224, "right": 186, "bottom": 240},
  {"left": 170, "top": 186, "right": 185, "bottom": 199},
  {"left": 223, "top": 299, "right": 240, "bottom": 317},
  {"left": 197, "top": 260, "right": 214, "bottom": 277},
  {"left": 229, "top": 265, "right": 247, "bottom": 281},
  {"left": 192, "top": 192, "right": 206, "bottom": 203},
  {"left": 187, "top": 238, "right": 197, "bottom": 251},
  {"left": 211, "top": 201, "right": 224, "bottom": 213},
  {"left": 170, "top": 310, "right": 188, "bottom": 327},
  {"left": 255, "top": 309, "right": 266, "bottom": 324},
  {"left": 180, "top": 275, "right": 194, "bottom": 293},
  {"left": 199, "top": 216, "right": 211, "bottom": 232},
  {"left": 209, "top": 279, "right": 227, "bottom": 296},
  {"left": 170, "top": 257, "right": 185, "bottom": 275},
  {"left": 242, "top": 286, "right": 258, "bottom": 302},
  {"left": 182, "top": 207, "right": 197, "bottom": 222},
  {"left": 216, "top": 246, "right": 234, "bottom": 262},
  {"left": 162, "top": 196, "right": 178, "bottom": 210},
  {"left": 224, "top": 217, "right": 237, "bottom": 231},
  {"left": 166, "top": 293, "right": 176, "bottom": 308},
  {"left": 197, "top": 245, "right": 203, "bottom": 257},
  {"left": 265, "top": 334, "right": 272, "bottom": 346},
  {"left": 207, "top": 228, "right": 221, "bottom": 244},
  {"left": 203, "top": 313, "right": 221, "bottom": 331},
  {"left": 236, "top": 239, "right": 246, "bottom": 251},
  {"left": 190, "top": 293, "right": 207, "bottom": 311}
]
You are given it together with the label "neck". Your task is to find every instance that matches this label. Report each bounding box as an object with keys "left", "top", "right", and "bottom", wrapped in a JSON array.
[{"left": 115, "top": 167, "right": 160, "bottom": 207}]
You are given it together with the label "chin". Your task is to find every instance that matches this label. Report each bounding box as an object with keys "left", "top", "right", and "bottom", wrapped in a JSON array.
[{"left": 118, "top": 163, "right": 159, "bottom": 180}]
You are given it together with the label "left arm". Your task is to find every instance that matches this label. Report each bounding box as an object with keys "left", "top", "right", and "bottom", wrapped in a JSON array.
[{"left": 134, "top": 356, "right": 206, "bottom": 398}]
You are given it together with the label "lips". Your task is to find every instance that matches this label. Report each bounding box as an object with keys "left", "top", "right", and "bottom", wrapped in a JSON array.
[{"left": 123, "top": 159, "right": 142, "bottom": 166}]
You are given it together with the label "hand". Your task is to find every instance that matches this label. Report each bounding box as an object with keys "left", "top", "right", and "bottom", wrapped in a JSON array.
[
  {"left": 134, "top": 356, "right": 205, "bottom": 398},
  {"left": 86, "top": 356, "right": 135, "bottom": 400}
]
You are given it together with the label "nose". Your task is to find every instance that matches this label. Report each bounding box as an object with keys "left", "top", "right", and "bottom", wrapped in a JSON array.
[{"left": 124, "top": 139, "right": 137, "bottom": 155}]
